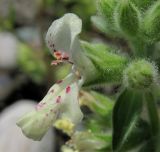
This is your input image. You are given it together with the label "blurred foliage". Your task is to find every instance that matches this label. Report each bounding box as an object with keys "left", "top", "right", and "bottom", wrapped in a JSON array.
[{"left": 18, "top": 43, "right": 47, "bottom": 83}]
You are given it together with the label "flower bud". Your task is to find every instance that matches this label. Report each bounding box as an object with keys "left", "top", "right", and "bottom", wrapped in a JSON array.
[
  {"left": 115, "top": 0, "right": 140, "bottom": 37},
  {"left": 82, "top": 41, "right": 128, "bottom": 86},
  {"left": 123, "top": 60, "right": 158, "bottom": 90},
  {"left": 143, "top": 1, "right": 160, "bottom": 42},
  {"left": 98, "top": 0, "right": 115, "bottom": 21},
  {"left": 80, "top": 91, "right": 114, "bottom": 116},
  {"left": 131, "top": 0, "right": 157, "bottom": 10},
  {"left": 62, "top": 131, "right": 106, "bottom": 152}
]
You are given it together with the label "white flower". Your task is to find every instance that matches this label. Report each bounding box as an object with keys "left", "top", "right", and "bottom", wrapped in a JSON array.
[
  {"left": 17, "top": 13, "right": 95, "bottom": 141},
  {"left": 46, "top": 13, "right": 97, "bottom": 82},
  {"left": 17, "top": 73, "right": 83, "bottom": 140},
  {"left": 46, "top": 13, "right": 82, "bottom": 60}
]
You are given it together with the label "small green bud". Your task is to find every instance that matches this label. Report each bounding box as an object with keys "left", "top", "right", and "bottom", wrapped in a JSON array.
[
  {"left": 63, "top": 131, "right": 106, "bottom": 152},
  {"left": 81, "top": 41, "right": 128, "bottom": 86},
  {"left": 98, "top": 0, "right": 116, "bottom": 21},
  {"left": 115, "top": 0, "right": 140, "bottom": 37},
  {"left": 143, "top": 1, "right": 160, "bottom": 42},
  {"left": 80, "top": 91, "right": 114, "bottom": 116},
  {"left": 123, "top": 60, "right": 158, "bottom": 90},
  {"left": 131, "top": 0, "right": 157, "bottom": 10}
]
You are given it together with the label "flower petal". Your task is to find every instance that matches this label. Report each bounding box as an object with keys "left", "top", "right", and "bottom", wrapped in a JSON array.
[
  {"left": 17, "top": 73, "right": 82, "bottom": 140},
  {"left": 46, "top": 13, "right": 97, "bottom": 82},
  {"left": 46, "top": 13, "right": 82, "bottom": 59},
  {"left": 60, "top": 81, "right": 83, "bottom": 125},
  {"left": 17, "top": 102, "right": 59, "bottom": 141}
]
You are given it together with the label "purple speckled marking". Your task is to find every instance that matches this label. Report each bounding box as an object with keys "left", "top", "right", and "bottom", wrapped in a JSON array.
[
  {"left": 35, "top": 102, "right": 46, "bottom": 110},
  {"left": 56, "top": 80, "right": 63, "bottom": 84},
  {"left": 66, "top": 86, "right": 71, "bottom": 94},
  {"left": 56, "top": 96, "right": 61, "bottom": 103},
  {"left": 50, "top": 89, "right": 54, "bottom": 93},
  {"left": 50, "top": 109, "right": 54, "bottom": 112}
]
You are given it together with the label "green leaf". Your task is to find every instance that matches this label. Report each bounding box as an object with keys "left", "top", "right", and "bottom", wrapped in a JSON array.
[
  {"left": 85, "top": 114, "right": 113, "bottom": 150},
  {"left": 90, "top": 91, "right": 114, "bottom": 116},
  {"left": 98, "top": 0, "right": 116, "bottom": 21},
  {"left": 122, "top": 119, "right": 151, "bottom": 151},
  {"left": 80, "top": 91, "right": 114, "bottom": 116},
  {"left": 112, "top": 89, "right": 143, "bottom": 152},
  {"left": 91, "top": 16, "right": 109, "bottom": 33},
  {"left": 156, "top": 132, "right": 160, "bottom": 152},
  {"left": 144, "top": 91, "right": 160, "bottom": 136},
  {"left": 81, "top": 41, "right": 128, "bottom": 86},
  {"left": 91, "top": 15, "right": 118, "bottom": 36},
  {"left": 18, "top": 43, "right": 47, "bottom": 83},
  {"left": 131, "top": 0, "right": 157, "bottom": 11},
  {"left": 143, "top": 1, "right": 160, "bottom": 43},
  {"left": 115, "top": 0, "right": 140, "bottom": 38},
  {"left": 86, "top": 114, "right": 112, "bottom": 134},
  {"left": 138, "top": 136, "right": 157, "bottom": 152}
]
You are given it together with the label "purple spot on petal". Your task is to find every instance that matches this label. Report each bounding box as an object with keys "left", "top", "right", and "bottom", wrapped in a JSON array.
[
  {"left": 50, "top": 109, "right": 53, "bottom": 112},
  {"left": 35, "top": 102, "right": 46, "bottom": 110},
  {"left": 56, "top": 80, "right": 63, "bottom": 84},
  {"left": 66, "top": 86, "right": 71, "bottom": 94},
  {"left": 56, "top": 96, "right": 61, "bottom": 103},
  {"left": 50, "top": 89, "right": 54, "bottom": 93}
]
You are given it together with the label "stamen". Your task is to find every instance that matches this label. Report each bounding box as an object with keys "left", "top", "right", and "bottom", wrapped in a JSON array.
[
  {"left": 51, "top": 50, "right": 73, "bottom": 66},
  {"left": 54, "top": 51, "right": 62, "bottom": 60},
  {"left": 51, "top": 60, "right": 63, "bottom": 65},
  {"left": 51, "top": 60, "right": 73, "bottom": 66}
]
